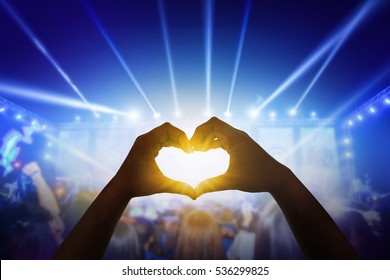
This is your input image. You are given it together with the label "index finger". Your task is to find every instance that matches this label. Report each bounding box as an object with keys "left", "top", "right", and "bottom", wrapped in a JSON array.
[
  {"left": 190, "top": 117, "right": 233, "bottom": 151},
  {"left": 148, "top": 122, "right": 192, "bottom": 155}
]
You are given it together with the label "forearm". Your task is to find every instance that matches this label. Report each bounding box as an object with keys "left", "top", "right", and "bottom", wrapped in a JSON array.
[
  {"left": 32, "top": 173, "right": 60, "bottom": 215},
  {"left": 54, "top": 177, "right": 132, "bottom": 259},
  {"left": 270, "top": 167, "right": 358, "bottom": 259}
]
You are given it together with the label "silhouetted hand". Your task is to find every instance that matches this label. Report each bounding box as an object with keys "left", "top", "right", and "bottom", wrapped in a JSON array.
[
  {"left": 113, "top": 122, "right": 195, "bottom": 199},
  {"left": 190, "top": 117, "right": 285, "bottom": 197}
]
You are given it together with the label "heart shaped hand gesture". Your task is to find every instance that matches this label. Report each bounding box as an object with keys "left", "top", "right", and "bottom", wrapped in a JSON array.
[
  {"left": 113, "top": 122, "right": 195, "bottom": 199},
  {"left": 190, "top": 117, "right": 285, "bottom": 197}
]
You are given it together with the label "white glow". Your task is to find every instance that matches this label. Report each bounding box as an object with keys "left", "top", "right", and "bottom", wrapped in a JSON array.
[
  {"left": 128, "top": 110, "right": 140, "bottom": 121},
  {"left": 205, "top": 110, "right": 212, "bottom": 117},
  {"left": 248, "top": 108, "right": 259, "bottom": 118},
  {"left": 348, "top": 119, "right": 354, "bottom": 126},
  {"left": 15, "top": 114, "right": 22, "bottom": 120},
  {"left": 385, "top": 98, "right": 390, "bottom": 104},
  {"left": 357, "top": 114, "right": 363, "bottom": 121},
  {"left": 175, "top": 111, "right": 181, "bottom": 118},
  {"left": 269, "top": 111, "right": 276, "bottom": 119},
  {"left": 0, "top": 108, "right": 5, "bottom": 112},
  {"left": 224, "top": 111, "right": 232, "bottom": 118},
  {"left": 155, "top": 148, "right": 230, "bottom": 187},
  {"left": 310, "top": 111, "right": 317, "bottom": 118},
  {"left": 75, "top": 116, "right": 81, "bottom": 122},
  {"left": 343, "top": 138, "right": 351, "bottom": 145},
  {"left": 153, "top": 112, "right": 161, "bottom": 119},
  {"left": 289, "top": 109, "right": 297, "bottom": 116},
  {"left": 369, "top": 107, "right": 376, "bottom": 113}
]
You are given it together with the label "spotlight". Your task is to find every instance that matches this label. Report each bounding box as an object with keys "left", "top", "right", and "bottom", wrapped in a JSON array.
[
  {"left": 348, "top": 119, "right": 354, "bottom": 126},
  {"left": 310, "top": 111, "right": 317, "bottom": 118},
  {"left": 75, "top": 115, "right": 81, "bottom": 122},
  {"left": 288, "top": 109, "right": 297, "bottom": 117},
  {"left": 15, "top": 114, "right": 22, "bottom": 120},
  {"left": 369, "top": 107, "right": 376, "bottom": 113},
  {"left": 248, "top": 108, "right": 259, "bottom": 119},
  {"left": 204, "top": 110, "right": 212, "bottom": 117},
  {"left": 224, "top": 111, "right": 232, "bottom": 118},
  {"left": 31, "top": 120, "right": 38, "bottom": 125},
  {"left": 357, "top": 114, "right": 363, "bottom": 121},
  {"left": 175, "top": 111, "right": 181, "bottom": 118},
  {"left": 44, "top": 154, "right": 51, "bottom": 160},
  {"left": 385, "top": 98, "right": 390, "bottom": 105},
  {"left": 343, "top": 138, "right": 351, "bottom": 145},
  {"left": 128, "top": 110, "right": 140, "bottom": 121},
  {"left": 0, "top": 107, "right": 5, "bottom": 112},
  {"left": 153, "top": 112, "right": 161, "bottom": 119},
  {"left": 269, "top": 111, "right": 276, "bottom": 120}
]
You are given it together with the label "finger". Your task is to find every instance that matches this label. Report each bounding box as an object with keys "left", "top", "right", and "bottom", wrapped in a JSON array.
[
  {"left": 161, "top": 178, "right": 196, "bottom": 200},
  {"left": 194, "top": 174, "right": 235, "bottom": 198},
  {"left": 150, "top": 122, "right": 192, "bottom": 154},
  {"left": 190, "top": 117, "right": 233, "bottom": 151}
]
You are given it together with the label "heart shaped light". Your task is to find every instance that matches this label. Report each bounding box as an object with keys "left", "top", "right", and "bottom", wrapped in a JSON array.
[{"left": 155, "top": 147, "right": 230, "bottom": 187}]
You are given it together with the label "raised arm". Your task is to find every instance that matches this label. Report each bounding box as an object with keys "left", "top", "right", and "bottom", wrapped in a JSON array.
[
  {"left": 191, "top": 117, "right": 357, "bottom": 259},
  {"left": 54, "top": 122, "right": 194, "bottom": 259}
]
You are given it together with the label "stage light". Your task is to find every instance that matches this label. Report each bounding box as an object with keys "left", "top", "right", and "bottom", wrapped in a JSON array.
[
  {"left": 128, "top": 110, "right": 140, "bottom": 121},
  {"left": 226, "top": 0, "right": 253, "bottom": 114},
  {"left": 269, "top": 111, "right": 276, "bottom": 120},
  {"left": 385, "top": 98, "right": 390, "bottom": 105},
  {"left": 205, "top": 110, "right": 212, "bottom": 117},
  {"left": 15, "top": 114, "right": 22, "bottom": 120},
  {"left": 256, "top": 0, "right": 378, "bottom": 112},
  {"left": 357, "top": 114, "right": 363, "bottom": 121},
  {"left": 224, "top": 111, "right": 232, "bottom": 118},
  {"left": 1, "top": 1, "right": 97, "bottom": 116},
  {"left": 31, "top": 120, "right": 38, "bottom": 125},
  {"left": 0, "top": 108, "right": 5, "bottom": 112},
  {"left": 153, "top": 112, "right": 161, "bottom": 119},
  {"left": 248, "top": 108, "right": 259, "bottom": 119},
  {"left": 310, "top": 111, "right": 317, "bottom": 118},
  {"left": 348, "top": 119, "right": 354, "bottom": 126},
  {"left": 343, "top": 138, "right": 351, "bottom": 145},
  {"left": 44, "top": 154, "right": 51, "bottom": 160},
  {"left": 175, "top": 111, "right": 181, "bottom": 118},
  {"left": 83, "top": 1, "right": 158, "bottom": 116},
  {"left": 203, "top": 0, "right": 214, "bottom": 116},
  {"left": 158, "top": 0, "right": 180, "bottom": 116},
  {"left": 288, "top": 109, "right": 297, "bottom": 117},
  {"left": 369, "top": 107, "right": 376, "bottom": 113},
  {"left": 75, "top": 116, "right": 81, "bottom": 122}
]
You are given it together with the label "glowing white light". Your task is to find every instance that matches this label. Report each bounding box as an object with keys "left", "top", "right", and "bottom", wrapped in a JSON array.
[
  {"left": 95, "top": 113, "right": 101, "bottom": 119},
  {"left": 310, "top": 111, "right": 317, "bottom": 118},
  {"left": 128, "top": 110, "right": 140, "bottom": 121},
  {"left": 15, "top": 114, "right": 22, "bottom": 120},
  {"left": 155, "top": 147, "right": 230, "bottom": 187},
  {"left": 112, "top": 115, "right": 118, "bottom": 121},
  {"left": 269, "top": 111, "right": 276, "bottom": 119},
  {"left": 175, "top": 111, "right": 181, "bottom": 118},
  {"left": 248, "top": 108, "right": 259, "bottom": 118},
  {"left": 369, "top": 107, "right": 376, "bottom": 113},
  {"left": 47, "top": 142, "right": 53, "bottom": 147},
  {"left": 153, "top": 112, "right": 161, "bottom": 119},
  {"left": 0, "top": 108, "right": 5, "bottom": 112},
  {"left": 289, "top": 109, "right": 297, "bottom": 116},
  {"left": 31, "top": 120, "right": 38, "bottom": 125},
  {"left": 357, "top": 114, "right": 363, "bottom": 121},
  {"left": 205, "top": 110, "right": 212, "bottom": 117},
  {"left": 75, "top": 116, "right": 81, "bottom": 122},
  {"left": 343, "top": 138, "right": 351, "bottom": 145},
  {"left": 345, "top": 152, "right": 352, "bottom": 158},
  {"left": 42, "top": 125, "right": 47, "bottom": 130},
  {"left": 385, "top": 98, "right": 390, "bottom": 104},
  {"left": 44, "top": 154, "right": 51, "bottom": 160},
  {"left": 348, "top": 119, "right": 354, "bottom": 126},
  {"left": 224, "top": 111, "right": 232, "bottom": 118}
]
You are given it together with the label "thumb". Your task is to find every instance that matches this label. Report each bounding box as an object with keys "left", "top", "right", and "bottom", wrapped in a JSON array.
[
  {"left": 163, "top": 179, "right": 196, "bottom": 200},
  {"left": 195, "top": 174, "right": 233, "bottom": 198}
]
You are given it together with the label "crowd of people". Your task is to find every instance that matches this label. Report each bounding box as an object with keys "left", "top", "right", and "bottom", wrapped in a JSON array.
[{"left": 1, "top": 118, "right": 389, "bottom": 260}]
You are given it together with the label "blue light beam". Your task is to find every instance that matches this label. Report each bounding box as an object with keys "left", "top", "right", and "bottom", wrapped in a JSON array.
[
  {"left": 1, "top": 0, "right": 98, "bottom": 117},
  {"left": 83, "top": 0, "right": 159, "bottom": 117},
  {"left": 204, "top": 0, "right": 214, "bottom": 115},
  {"left": 255, "top": 0, "right": 378, "bottom": 113},
  {"left": 226, "top": 0, "right": 253, "bottom": 115},
  {"left": 157, "top": 0, "right": 180, "bottom": 116},
  {"left": 293, "top": 0, "right": 378, "bottom": 112}
]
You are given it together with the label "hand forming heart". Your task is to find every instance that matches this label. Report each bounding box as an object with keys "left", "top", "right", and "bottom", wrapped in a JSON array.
[{"left": 113, "top": 117, "right": 283, "bottom": 200}]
